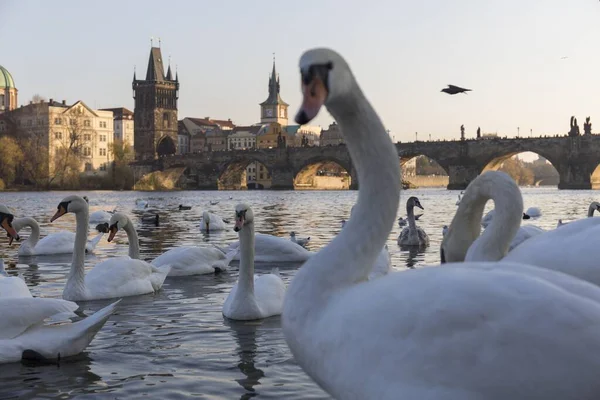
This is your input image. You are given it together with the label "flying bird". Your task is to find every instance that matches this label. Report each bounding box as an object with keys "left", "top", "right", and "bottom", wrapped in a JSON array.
[
  {"left": 441, "top": 84, "right": 471, "bottom": 95},
  {"left": 560, "top": 56, "right": 569, "bottom": 60}
]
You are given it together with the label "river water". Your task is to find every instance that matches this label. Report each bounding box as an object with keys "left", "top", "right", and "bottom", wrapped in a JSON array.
[{"left": 0, "top": 187, "right": 596, "bottom": 399}]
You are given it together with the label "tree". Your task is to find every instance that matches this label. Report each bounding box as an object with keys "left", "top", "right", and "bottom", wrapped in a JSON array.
[
  {"left": 106, "top": 139, "right": 134, "bottom": 189},
  {"left": 0, "top": 136, "right": 23, "bottom": 186}
]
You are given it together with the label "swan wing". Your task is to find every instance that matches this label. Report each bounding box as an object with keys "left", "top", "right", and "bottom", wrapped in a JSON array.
[
  {"left": 229, "top": 234, "right": 312, "bottom": 262},
  {"left": 84, "top": 257, "right": 169, "bottom": 299},
  {"left": 34, "top": 231, "right": 77, "bottom": 255},
  {"left": 288, "top": 263, "right": 600, "bottom": 399},
  {"left": 503, "top": 218, "right": 600, "bottom": 285},
  {"left": 369, "top": 247, "right": 392, "bottom": 280},
  {"left": 255, "top": 273, "right": 286, "bottom": 318},
  {"left": 0, "top": 297, "right": 78, "bottom": 339},
  {"left": 152, "top": 246, "right": 224, "bottom": 276},
  {"left": 0, "top": 276, "right": 32, "bottom": 298}
]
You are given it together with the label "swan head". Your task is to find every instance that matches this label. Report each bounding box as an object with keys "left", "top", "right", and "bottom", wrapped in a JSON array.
[
  {"left": 295, "top": 48, "right": 354, "bottom": 124},
  {"left": 107, "top": 212, "right": 130, "bottom": 242},
  {"left": 290, "top": 231, "right": 297, "bottom": 238},
  {"left": 407, "top": 196, "right": 424, "bottom": 210},
  {"left": 51, "top": 195, "right": 88, "bottom": 222},
  {"left": 234, "top": 203, "right": 254, "bottom": 232},
  {"left": 0, "top": 204, "right": 19, "bottom": 244}
]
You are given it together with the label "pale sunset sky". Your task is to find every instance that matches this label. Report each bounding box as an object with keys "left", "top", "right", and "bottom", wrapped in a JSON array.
[{"left": 1, "top": 0, "right": 599, "bottom": 144}]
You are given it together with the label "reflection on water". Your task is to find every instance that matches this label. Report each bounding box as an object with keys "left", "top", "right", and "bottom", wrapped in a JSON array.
[{"left": 0, "top": 187, "right": 593, "bottom": 398}]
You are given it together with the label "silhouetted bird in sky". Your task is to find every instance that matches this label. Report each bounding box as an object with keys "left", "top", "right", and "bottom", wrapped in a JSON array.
[{"left": 441, "top": 84, "right": 471, "bottom": 95}]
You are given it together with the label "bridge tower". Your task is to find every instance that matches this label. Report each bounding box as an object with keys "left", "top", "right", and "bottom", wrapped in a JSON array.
[{"left": 260, "top": 55, "right": 288, "bottom": 126}]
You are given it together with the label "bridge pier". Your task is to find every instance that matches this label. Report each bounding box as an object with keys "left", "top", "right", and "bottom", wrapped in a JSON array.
[
  {"left": 196, "top": 167, "right": 220, "bottom": 190},
  {"left": 446, "top": 165, "right": 480, "bottom": 190},
  {"left": 270, "top": 167, "right": 295, "bottom": 190},
  {"left": 558, "top": 162, "right": 592, "bottom": 190}
]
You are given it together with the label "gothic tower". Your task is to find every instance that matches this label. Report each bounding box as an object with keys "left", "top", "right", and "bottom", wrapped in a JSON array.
[
  {"left": 260, "top": 57, "right": 288, "bottom": 125},
  {"left": 132, "top": 46, "right": 179, "bottom": 160}
]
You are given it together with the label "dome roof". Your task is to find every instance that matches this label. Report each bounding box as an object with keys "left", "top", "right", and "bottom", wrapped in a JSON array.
[{"left": 0, "top": 66, "right": 15, "bottom": 89}]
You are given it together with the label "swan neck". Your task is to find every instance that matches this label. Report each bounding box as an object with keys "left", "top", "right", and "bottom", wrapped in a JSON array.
[
  {"left": 407, "top": 204, "right": 417, "bottom": 231},
  {"left": 304, "top": 83, "right": 400, "bottom": 285},
  {"left": 588, "top": 203, "right": 597, "bottom": 217},
  {"left": 123, "top": 219, "right": 140, "bottom": 259},
  {"left": 67, "top": 207, "right": 89, "bottom": 296},
  {"left": 453, "top": 175, "right": 523, "bottom": 262},
  {"left": 238, "top": 222, "right": 255, "bottom": 296},
  {"left": 13, "top": 217, "right": 40, "bottom": 246}
]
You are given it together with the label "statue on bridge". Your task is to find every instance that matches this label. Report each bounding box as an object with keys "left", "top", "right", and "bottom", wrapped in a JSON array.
[
  {"left": 476, "top": 127, "right": 481, "bottom": 139},
  {"left": 584, "top": 116, "right": 592, "bottom": 135},
  {"left": 569, "top": 116, "right": 581, "bottom": 137},
  {"left": 460, "top": 125, "right": 465, "bottom": 141},
  {"left": 277, "top": 132, "right": 287, "bottom": 148}
]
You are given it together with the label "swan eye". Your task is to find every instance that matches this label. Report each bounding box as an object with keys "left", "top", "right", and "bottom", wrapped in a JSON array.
[
  {"left": 236, "top": 209, "right": 247, "bottom": 219},
  {"left": 58, "top": 201, "right": 71, "bottom": 211}
]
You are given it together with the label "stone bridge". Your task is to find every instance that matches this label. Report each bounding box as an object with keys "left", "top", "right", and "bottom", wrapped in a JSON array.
[{"left": 131, "top": 135, "right": 600, "bottom": 190}]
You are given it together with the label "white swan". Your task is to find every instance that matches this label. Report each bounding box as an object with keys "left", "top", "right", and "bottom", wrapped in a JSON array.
[
  {"left": 397, "top": 196, "right": 429, "bottom": 246},
  {"left": 525, "top": 206, "right": 542, "bottom": 218},
  {"left": 220, "top": 232, "right": 312, "bottom": 263},
  {"left": 557, "top": 201, "right": 600, "bottom": 227},
  {"left": 222, "top": 204, "right": 286, "bottom": 321},
  {"left": 0, "top": 259, "right": 30, "bottom": 298},
  {"left": 50, "top": 195, "right": 170, "bottom": 301},
  {"left": 199, "top": 211, "right": 227, "bottom": 232},
  {"left": 455, "top": 191, "right": 463, "bottom": 205},
  {"left": 282, "top": 48, "right": 600, "bottom": 400},
  {"left": 12, "top": 217, "right": 104, "bottom": 256},
  {"left": 89, "top": 210, "right": 114, "bottom": 224},
  {"left": 135, "top": 199, "right": 148, "bottom": 210},
  {"left": 290, "top": 231, "right": 310, "bottom": 247},
  {"left": 107, "top": 212, "right": 238, "bottom": 276}
]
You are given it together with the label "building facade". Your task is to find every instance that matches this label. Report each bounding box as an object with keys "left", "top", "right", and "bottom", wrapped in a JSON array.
[
  {"left": 100, "top": 107, "right": 134, "bottom": 148},
  {"left": 0, "top": 65, "right": 18, "bottom": 114},
  {"left": 320, "top": 122, "right": 345, "bottom": 146},
  {"left": 132, "top": 46, "right": 179, "bottom": 160},
  {"left": 6, "top": 99, "right": 114, "bottom": 175}
]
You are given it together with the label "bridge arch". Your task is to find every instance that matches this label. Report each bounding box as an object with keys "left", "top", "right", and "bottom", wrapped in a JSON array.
[
  {"left": 481, "top": 151, "right": 560, "bottom": 187},
  {"left": 399, "top": 153, "right": 449, "bottom": 188},
  {"left": 156, "top": 135, "right": 176, "bottom": 157},
  {"left": 218, "top": 154, "right": 273, "bottom": 190},
  {"left": 294, "top": 155, "right": 352, "bottom": 190}
]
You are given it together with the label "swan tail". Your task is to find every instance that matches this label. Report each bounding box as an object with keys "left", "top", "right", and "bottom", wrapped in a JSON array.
[
  {"left": 150, "top": 264, "right": 171, "bottom": 290},
  {"left": 213, "top": 244, "right": 229, "bottom": 254},
  {"left": 45, "top": 299, "right": 121, "bottom": 360},
  {"left": 88, "top": 232, "right": 104, "bottom": 251}
]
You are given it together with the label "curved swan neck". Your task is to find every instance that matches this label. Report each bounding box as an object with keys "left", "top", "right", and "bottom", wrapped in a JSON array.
[
  {"left": 297, "top": 81, "right": 400, "bottom": 288},
  {"left": 13, "top": 217, "right": 40, "bottom": 246},
  {"left": 66, "top": 207, "right": 90, "bottom": 297},
  {"left": 448, "top": 172, "right": 523, "bottom": 262},
  {"left": 587, "top": 202, "right": 599, "bottom": 217},
  {"left": 238, "top": 221, "right": 255, "bottom": 296},
  {"left": 123, "top": 219, "right": 140, "bottom": 259}
]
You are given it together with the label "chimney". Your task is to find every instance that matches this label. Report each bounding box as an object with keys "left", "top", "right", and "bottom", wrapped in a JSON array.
[
  {"left": 49, "top": 98, "right": 53, "bottom": 104},
  {"left": 62, "top": 100, "right": 66, "bottom": 105},
  {"left": 205, "top": 116, "right": 210, "bottom": 120},
  {"left": 29, "top": 101, "right": 32, "bottom": 105}
]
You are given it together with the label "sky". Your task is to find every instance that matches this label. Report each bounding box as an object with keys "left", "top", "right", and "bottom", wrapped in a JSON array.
[{"left": 2, "top": 0, "right": 600, "bottom": 145}]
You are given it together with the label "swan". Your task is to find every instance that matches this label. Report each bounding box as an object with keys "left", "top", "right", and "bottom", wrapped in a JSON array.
[
  {"left": 556, "top": 201, "right": 600, "bottom": 227},
  {"left": 200, "top": 211, "right": 227, "bottom": 232},
  {"left": 290, "top": 231, "right": 310, "bottom": 247},
  {"left": 12, "top": 217, "right": 104, "bottom": 256},
  {"left": 50, "top": 195, "right": 170, "bottom": 301},
  {"left": 481, "top": 208, "right": 530, "bottom": 228},
  {"left": 455, "top": 191, "right": 463, "bottom": 205},
  {"left": 107, "top": 212, "right": 238, "bottom": 276},
  {"left": 135, "top": 199, "right": 148, "bottom": 209},
  {"left": 397, "top": 196, "right": 429, "bottom": 246},
  {"left": 282, "top": 48, "right": 600, "bottom": 400},
  {"left": 219, "top": 233, "right": 311, "bottom": 263},
  {"left": 222, "top": 204, "right": 286, "bottom": 321},
  {"left": 0, "top": 205, "right": 19, "bottom": 243},
  {"left": 442, "top": 225, "right": 448, "bottom": 237},
  {"left": 89, "top": 207, "right": 116, "bottom": 224},
  {"left": 0, "top": 259, "right": 31, "bottom": 298},
  {"left": 210, "top": 200, "right": 220, "bottom": 206},
  {"left": 525, "top": 206, "right": 542, "bottom": 218}
]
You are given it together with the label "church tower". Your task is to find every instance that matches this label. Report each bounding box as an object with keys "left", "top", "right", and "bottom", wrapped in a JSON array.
[
  {"left": 260, "top": 57, "right": 288, "bottom": 125},
  {"left": 132, "top": 45, "right": 179, "bottom": 160}
]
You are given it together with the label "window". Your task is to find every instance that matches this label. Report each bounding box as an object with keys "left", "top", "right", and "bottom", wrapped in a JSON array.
[
  {"left": 84, "top": 120, "right": 91, "bottom": 127},
  {"left": 84, "top": 162, "right": 93, "bottom": 171},
  {"left": 54, "top": 118, "right": 62, "bottom": 125},
  {"left": 70, "top": 119, "right": 76, "bottom": 126},
  {"left": 259, "top": 173, "right": 264, "bottom": 179},
  {"left": 54, "top": 132, "right": 63, "bottom": 140},
  {"left": 99, "top": 135, "right": 106, "bottom": 142},
  {"left": 99, "top": 163, "right": 107, "bottom": 171},
  {"left": 98, "top": 121, "right": 107, "bottom": 128},
  {"left": 84, "top": 134, "right": 91, "bottom": 141},
  {"left": 83, "top": 147, "right": 91, "bottom": 156},
  {"left": 99, "top": 148, "right": 107, "bottom": 156}
]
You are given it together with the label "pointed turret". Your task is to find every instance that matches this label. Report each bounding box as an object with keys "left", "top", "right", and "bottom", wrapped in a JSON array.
[
  {"left": 166, "top": 64, "right": 173, "bottom": 81},
  {"left": 260, "top": 57, "right": 288, "bottom": 107},
  {"left": 145, "top": 47, "right": 166, "bottom": 81}
]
